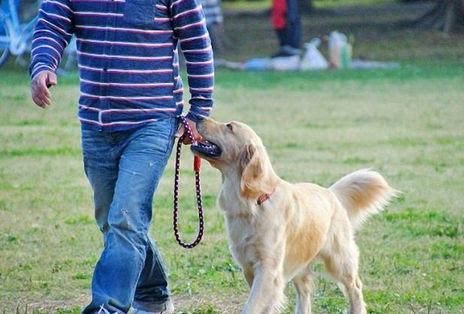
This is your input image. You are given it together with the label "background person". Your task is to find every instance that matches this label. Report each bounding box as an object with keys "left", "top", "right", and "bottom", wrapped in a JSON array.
[{"left": 271, "top": 0, "right": 302, "bottom": 58}]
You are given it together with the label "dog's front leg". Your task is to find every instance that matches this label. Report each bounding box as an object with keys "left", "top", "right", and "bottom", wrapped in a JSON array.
[{"left": 241, "top": 266, "right": 285, "bottom": 314}]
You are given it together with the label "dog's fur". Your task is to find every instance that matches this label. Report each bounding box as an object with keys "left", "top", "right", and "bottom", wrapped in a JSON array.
[{"left": 194, "top": 118, "right": 399, "bottom": 314}]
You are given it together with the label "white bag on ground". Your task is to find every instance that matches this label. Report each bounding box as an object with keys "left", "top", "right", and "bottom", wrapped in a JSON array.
[{"left": 300, "top": 38, "right": 329, "bottom": 70}]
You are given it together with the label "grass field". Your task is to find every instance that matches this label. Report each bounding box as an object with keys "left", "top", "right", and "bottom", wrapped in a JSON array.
[{"left": 1, "top": 2, "right": 464, "bottom": 314}]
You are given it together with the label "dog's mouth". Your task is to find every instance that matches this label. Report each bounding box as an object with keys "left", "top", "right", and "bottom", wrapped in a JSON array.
[{"left": 190, "top": 139, "right": 222, "bottom": 158}]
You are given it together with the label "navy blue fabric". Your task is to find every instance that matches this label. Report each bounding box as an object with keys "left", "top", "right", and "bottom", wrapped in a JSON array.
[{"left": 30, "top": 0, "right": 214, "bottom": 131}]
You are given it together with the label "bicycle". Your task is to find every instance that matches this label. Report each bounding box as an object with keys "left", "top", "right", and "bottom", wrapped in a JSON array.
[
  {"left": 0, "top": 0, "right": 76, "bottom": 70},
  {"left": 0, "top": 0, "right": 39, "bottom": 67}
]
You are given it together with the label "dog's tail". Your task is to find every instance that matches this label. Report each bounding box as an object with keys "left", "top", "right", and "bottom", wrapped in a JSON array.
[{"left": 329, "top": 169, "right": 399, "bottom": 230}]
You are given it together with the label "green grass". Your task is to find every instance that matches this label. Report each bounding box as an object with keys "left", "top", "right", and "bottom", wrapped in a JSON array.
[
  {"left": 1, "top": 1, "right": 464, "bottom": 313},
  {"left": 1, "top": 62, "right": 463, "bottom": 313}
]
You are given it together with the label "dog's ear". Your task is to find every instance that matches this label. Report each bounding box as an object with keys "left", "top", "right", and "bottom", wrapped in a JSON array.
[{"left": 240, "top": 144, "right": 276, "bottom": 199}]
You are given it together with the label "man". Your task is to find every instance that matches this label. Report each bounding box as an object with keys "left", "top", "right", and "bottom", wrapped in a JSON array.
[
  {"left": 29, "top": 0, "right": 214, "bottom": 312},
  {"left": 271, "top": 0, "right": 302, "bottom": 57}
]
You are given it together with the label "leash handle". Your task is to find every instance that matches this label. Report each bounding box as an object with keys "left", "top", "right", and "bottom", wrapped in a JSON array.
[
  {"left": 173, "top": 117, "right": 204, "bottom": 249},
  {"left": 179, "top": 116, "right": 202, "bottom": 172},
  {"left": 180, "top": 116, "right": 197, "bottom": 144},
  {"left": 194, "top": 156, "right": 201, "bottom": 172}
]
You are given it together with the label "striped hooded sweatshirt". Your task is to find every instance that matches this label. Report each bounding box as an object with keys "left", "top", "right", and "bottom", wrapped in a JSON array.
[{"left": 29, "top": 0, "right": 214, "bottom": 131}]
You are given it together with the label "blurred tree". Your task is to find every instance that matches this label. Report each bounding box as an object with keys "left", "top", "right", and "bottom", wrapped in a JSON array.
[{"left": 413, "top": 0, "right": 464, "bottom": 32}]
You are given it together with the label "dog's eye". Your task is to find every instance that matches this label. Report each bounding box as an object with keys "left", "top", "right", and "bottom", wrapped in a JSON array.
[{"left": 226, "top": 123, "right": 233, "bottom": 131}]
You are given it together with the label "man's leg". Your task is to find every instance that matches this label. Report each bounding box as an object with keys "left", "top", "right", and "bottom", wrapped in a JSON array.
[
  {"left": 82, "top": 118, "right": 177, "bottom": 314},
  {"left": 285, "top": 0, "right": 302, "bottom": 50},
  {"left": 81, "top": 128, "right": 119, "bottom": 234},
  {"left": 131, "top": 118, "right": 178, "bottom": 312},
  {"left": 81, "top": 128, "right": 122, "bottom": 313},
  {"left": 132, "top": 239, "right": 170, "bottom": 312}
]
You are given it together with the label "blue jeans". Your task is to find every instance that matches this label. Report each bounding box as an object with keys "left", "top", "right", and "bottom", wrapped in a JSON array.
[{"left": 81, "top": 118, "right": 178, "bottom": 314}]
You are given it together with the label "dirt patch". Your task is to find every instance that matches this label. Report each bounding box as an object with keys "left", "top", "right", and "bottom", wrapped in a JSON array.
[{"left": 174, "top": 293, "right": 246, "bottom": 312}]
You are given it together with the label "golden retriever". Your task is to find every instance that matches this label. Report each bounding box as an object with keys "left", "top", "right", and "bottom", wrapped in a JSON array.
[{"left": 191, "top": 118, "right": 398, "bottom": 314}]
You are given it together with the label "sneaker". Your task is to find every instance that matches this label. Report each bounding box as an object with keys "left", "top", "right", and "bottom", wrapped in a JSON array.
[
  {"left": 131, "top": 299, "right": 175, "bottom": 314},
  {"left": 96, "top": 305, "right": 119, "bottom": 314}
]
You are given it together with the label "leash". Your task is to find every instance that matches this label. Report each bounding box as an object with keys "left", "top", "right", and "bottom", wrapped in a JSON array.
[{"left": 173, "top": 116, "right": 204, "bottom": 249}]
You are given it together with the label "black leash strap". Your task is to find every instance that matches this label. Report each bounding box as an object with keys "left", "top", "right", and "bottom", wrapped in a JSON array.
[{"left": 173, "top": 117, "right": 204, "bottom": 249}]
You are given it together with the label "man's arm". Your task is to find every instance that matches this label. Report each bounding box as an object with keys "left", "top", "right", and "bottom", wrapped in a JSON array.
[
  {"left": 171, "top": 0, "right": 214, "bottom": 123},
  {"left": 30, "top": 0, "right": 74, "bottom": 107}
]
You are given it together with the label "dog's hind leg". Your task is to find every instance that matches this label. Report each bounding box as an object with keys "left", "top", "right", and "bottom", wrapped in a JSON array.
[
  {"left": 292, "top": 268, "right": 313, "bottom": 314},
  {"left": 321, "top": 240, "right": 366, "bottom": 314}
]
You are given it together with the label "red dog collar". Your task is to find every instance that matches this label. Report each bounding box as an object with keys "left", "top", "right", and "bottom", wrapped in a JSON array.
[{"left": 257, "top": 188, "right": 275, "bottom": 206}]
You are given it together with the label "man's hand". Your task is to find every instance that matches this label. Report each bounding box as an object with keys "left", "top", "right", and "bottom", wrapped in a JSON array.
[
  {"left": 176, "top": 118, "right": 203, "bottom": 144},
  {"left": 31, "top": 71, "right": 57, "bottom": 108}
]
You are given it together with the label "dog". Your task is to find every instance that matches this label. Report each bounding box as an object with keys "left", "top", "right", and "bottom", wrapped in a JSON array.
[{"left": 191, "top": 118, "right": 399, "bottom": 314}]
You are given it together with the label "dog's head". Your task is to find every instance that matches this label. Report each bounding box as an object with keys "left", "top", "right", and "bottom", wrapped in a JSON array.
[{"left": 192, "top": 118, "right": 278, "bottom": 199}]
